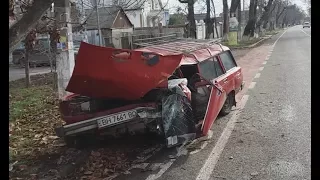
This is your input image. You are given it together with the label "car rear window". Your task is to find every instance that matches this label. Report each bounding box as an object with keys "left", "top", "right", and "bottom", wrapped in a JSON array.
[{"left": 219, "top": 51, "right": 237, "bottom": 72}]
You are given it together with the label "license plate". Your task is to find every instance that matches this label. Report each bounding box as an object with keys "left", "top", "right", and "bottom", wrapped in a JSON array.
[{"left": 97, "top": 110, "right": 137, "bottom": 128}]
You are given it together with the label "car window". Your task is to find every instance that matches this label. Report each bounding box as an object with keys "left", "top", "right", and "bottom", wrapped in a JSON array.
[
  {"left": 199, "top": 59, "right": 217, "bottom": 80},
  {"left": 219, "top": 51, "right": 237, "bottom": 72},
  {"left": 213, "top": 57, "right": 224, "bottom": 76}
]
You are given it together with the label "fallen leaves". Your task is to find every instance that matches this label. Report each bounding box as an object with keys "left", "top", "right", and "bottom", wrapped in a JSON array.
[{"left": 9, "top": 73, "right": 162, "bottom": 180}]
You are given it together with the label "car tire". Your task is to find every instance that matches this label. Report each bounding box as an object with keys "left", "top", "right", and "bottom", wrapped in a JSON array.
[{"left": 219, "top": 93, "right": 235, "bottom": 116}]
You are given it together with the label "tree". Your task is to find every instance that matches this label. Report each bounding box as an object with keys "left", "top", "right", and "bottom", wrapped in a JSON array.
[
  {"left": 222, "top": 0, "right": 229, "bottom": 40},
  {"left": 275, "top": 0, "right": 287, "bottom": 27},
  {"left": 168, "top": 13, "right": 187, "bottom": 25},
  {"left": 9, "top": 0, "right": 56, "bottom": 54},
  {"left": 179, "top": 0, "right": 197, "bottom": 38},
  {"left": 23, "top": 29, "right": 37, "bottom": 87},
  {"left": 230, "top": 0, "right": 241, "bottom": 16},
  {"left": 205, "top": 0, "right": 213, "bottom": 39},
  {"left": 256, "top": 0, "right": 274, "bottom": 31},
  {"left": 243, "top": 0, "right": 258, "bottom": 37},
  {"left": 211, "top": 0, "right": 219, "bottom": 38}
]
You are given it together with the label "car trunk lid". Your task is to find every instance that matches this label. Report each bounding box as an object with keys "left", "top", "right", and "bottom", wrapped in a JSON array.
[{"left": 66, "top": 42, "right": 183, "bottom": 100}]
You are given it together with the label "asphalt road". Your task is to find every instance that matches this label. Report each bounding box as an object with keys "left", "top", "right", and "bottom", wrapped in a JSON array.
[
  {"left": 211, "top": 26, "right": 311, "bottom": 180},
  {"left": 9, "top": 66, "right": 51, "bottom": 81},
  {"left": 113, "top": 26, "right": 311, "bottom": 180}
]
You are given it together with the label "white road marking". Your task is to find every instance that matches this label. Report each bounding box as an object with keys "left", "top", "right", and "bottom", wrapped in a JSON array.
[
  {"left": 146, "top": 160, "right": 175, "bottom": 180},
  {"left": 248, "top": 82, "right": 256, "bottom": 89},
  {"left": 196, "top": 95, "right": 250, "bottom": 180},
  {"left": 262, "top": 61, "right": 267, "bottom": 65},
  {"left": 266, "top": 54, "right": 271, "bottom": 59},
  {"left": 254, "top": 73, "right": 261, "bottom": 79},
  {"left": 300, "top": 29, "right": 311, "bottom": 37},
  {"left": 273, "top": 29, "right": 287, "bottom": 47},
  {"left": 259, "top": 67, "right": 264, "bottom": 71}
]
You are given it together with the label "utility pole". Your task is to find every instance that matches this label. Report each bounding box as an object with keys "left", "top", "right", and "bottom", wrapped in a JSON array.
[
  {"left": 55, "top": 0, "right": 75, "bottom": 99},
  {"left": 92, "top": 0, "right": 102, "bottom": 45}
]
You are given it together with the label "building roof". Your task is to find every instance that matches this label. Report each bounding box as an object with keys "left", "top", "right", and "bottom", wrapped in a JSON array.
[{"left": 84, "top": 6, "right": 124, "bottom": 30}]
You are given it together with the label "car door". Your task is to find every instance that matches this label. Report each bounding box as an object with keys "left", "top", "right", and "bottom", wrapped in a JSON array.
[
  {"left": 218, "top": 50, "right": 243, "bottom": 94},
  {"left": 197, "top": 57, "right": 227, "bottom": 136}
]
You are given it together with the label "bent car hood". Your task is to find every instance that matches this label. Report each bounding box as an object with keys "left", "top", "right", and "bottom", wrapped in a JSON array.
[{"left": 66, "top": 42, "right": 183, "bottom": 100}]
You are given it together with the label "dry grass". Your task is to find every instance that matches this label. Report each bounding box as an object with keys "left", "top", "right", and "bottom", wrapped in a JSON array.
[{"left": 9, "top": 73, "right": 64, "bottom": 164}]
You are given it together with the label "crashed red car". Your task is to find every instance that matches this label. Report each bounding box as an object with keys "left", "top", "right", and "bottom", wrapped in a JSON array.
[{"left": 55, "top": 40, "right": 244, "bottom": 147}]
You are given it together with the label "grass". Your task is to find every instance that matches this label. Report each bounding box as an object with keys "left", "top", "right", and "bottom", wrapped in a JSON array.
[
  {"left": 222, "top": 37, "right": 262, "bottom": 48},
  {"left": 9, "top": 73, "right": 64, "bottom": 163}
]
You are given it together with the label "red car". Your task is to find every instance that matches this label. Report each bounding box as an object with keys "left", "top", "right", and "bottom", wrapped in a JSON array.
[{"left": 55, "top": 39, "right": 244, "bottom": 147}]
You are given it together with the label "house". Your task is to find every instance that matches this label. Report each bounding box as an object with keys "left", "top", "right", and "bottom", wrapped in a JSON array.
[
  {"left": 79, "top": 0, "right": 169, "bottom": 28},
  {"left": 84, "top": 6, "right": 134, "bottom": 49},
  {"left": 110, "top": 0, "right": 169, "bottom": 28}
]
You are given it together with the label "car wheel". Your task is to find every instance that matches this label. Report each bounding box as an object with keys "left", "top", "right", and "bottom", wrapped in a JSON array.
[{"left": 219, "top": 93, "right": 234, "bottom": 116}]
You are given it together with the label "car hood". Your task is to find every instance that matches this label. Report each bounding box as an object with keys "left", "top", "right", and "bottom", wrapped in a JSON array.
[{"left": 66, "top": 42, "right": 183, "bottom": 100}]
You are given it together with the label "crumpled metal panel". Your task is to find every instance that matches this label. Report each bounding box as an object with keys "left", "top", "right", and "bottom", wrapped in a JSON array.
[
  {"left": 161, "top": 86, "right": 196, "bottom": 148},
  {"left": 66, "top": 42, "right": 183, "bottom": 100}
]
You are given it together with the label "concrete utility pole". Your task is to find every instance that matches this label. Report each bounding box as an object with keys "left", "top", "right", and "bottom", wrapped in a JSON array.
[
  {"left": 92, "top": 0, "right": 103, "bottom": 45},
  {"left": 55, "top": 0, "right": 75, "bottom": 99}
]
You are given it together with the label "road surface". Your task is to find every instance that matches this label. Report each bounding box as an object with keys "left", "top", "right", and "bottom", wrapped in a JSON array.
[
  {"left": 9, "top": 66, "right": 51, "bottom": 81},
  {"left": 113, "top": 26, "right": 311, "bottom": 180}
]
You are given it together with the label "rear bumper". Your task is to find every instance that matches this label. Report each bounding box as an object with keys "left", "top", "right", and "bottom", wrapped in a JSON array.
[{"left": 55, "top": 107, "right": 161, "bottom": 137}]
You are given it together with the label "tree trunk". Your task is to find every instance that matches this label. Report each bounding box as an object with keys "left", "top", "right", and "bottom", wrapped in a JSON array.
[
  {"left": 211, "top": 0, "right": 219, "bottom": 38},
  {"left": 9, "top": 0, "right": 54, "bottom": 53},
  {"left": 276, "top": 7, "right": 286, "bottom": 27},
  {"left": 205, "top": 0, "right": 212, "bottom": 39},
  {"left": 256, "top": 0, "right": 274, "bottom": 31},
  {"left": 25, "top": 51, "right": 31, "bottom": 88},
  {"left": 243, "top": 0, "right": 258, "bottom": 37},
  {"left": 187, "top": 0, "right": 196, "bottom": 38},
  {"left": 238, "top": 2, "right": 242, "bottom": 41},
  {"left": 222, "top": 0, "right": 229, "bottom": 40},
  {"left": 230, "top": 0, "right": 241, "bottom": 15}
]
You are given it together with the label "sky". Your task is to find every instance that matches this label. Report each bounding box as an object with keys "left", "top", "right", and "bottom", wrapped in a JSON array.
[{"left": 164, "top": 0, "right": 309, "bottom": 16}]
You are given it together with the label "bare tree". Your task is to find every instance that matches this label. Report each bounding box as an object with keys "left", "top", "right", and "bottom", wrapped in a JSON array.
[
  {"left": 211, "top": 0, "right": 219, "bottom": 38},
  {"left": 9, "top": 0, "right": 55, "bottom": 53},
  {"left": 205, "top": 0, "right": 213, "bottom": 39},
  {"left": 179, "top": 0, "right": 197, "bottom": 38},
  {"left": 230, "top": 0, "right": 241, "bottom": 16},
  {"left": 222, "top": 0, "right": 229, "bottom": 40},
  {"left": 256, "top": 0, "right": 274, "bottom": 31},
  {"left": 23, "top": 29, "right": 37, "bottom": 87},
  {"left": 243, "top": 0, "right": 258, "bottom": 37}
]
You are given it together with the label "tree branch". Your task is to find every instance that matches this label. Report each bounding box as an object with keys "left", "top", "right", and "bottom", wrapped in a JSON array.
[{"left": 9, "top": 0, "right": 56, "bottom": 53}]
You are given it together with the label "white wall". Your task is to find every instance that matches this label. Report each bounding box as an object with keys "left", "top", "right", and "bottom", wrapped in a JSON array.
[
  {"left": 196, "top": 21, "right": 206, "bottom": 40},
  {"left": 111, "top": 28, "right": 133, "bottom": 48},
  {"left": 125, "top": 9, "right": 143, "bottom": 28}
]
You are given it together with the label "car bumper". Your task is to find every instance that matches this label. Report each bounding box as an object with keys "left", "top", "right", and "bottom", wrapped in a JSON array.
[{"left": 55, "top": 107, "right": 161, "bottom": 137}]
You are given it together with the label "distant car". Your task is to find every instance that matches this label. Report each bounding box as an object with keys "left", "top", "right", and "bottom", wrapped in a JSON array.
[
  {"left": 303, "top": 22, "right": 311, "bottom": 28},
  {"left": 55, "top": 40, "right": 244, "bottom": 148}
]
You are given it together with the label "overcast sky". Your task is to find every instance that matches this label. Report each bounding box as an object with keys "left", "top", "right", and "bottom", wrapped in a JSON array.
[{"left": 164, "top": 0, "right": 309, "bottom": 15}]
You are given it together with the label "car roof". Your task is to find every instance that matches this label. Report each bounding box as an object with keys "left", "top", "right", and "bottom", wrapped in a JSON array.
[{"left": 137, "top": 39, "right": 230, "bottom": 65}]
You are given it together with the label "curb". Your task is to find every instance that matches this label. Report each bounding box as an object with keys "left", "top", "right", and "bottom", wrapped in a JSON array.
[
  {"left": 229, "top": 30, "right": 282, "bottom": 50},
  {"left": 229, "top": 37, "right": 269, "bottom": 50}
]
